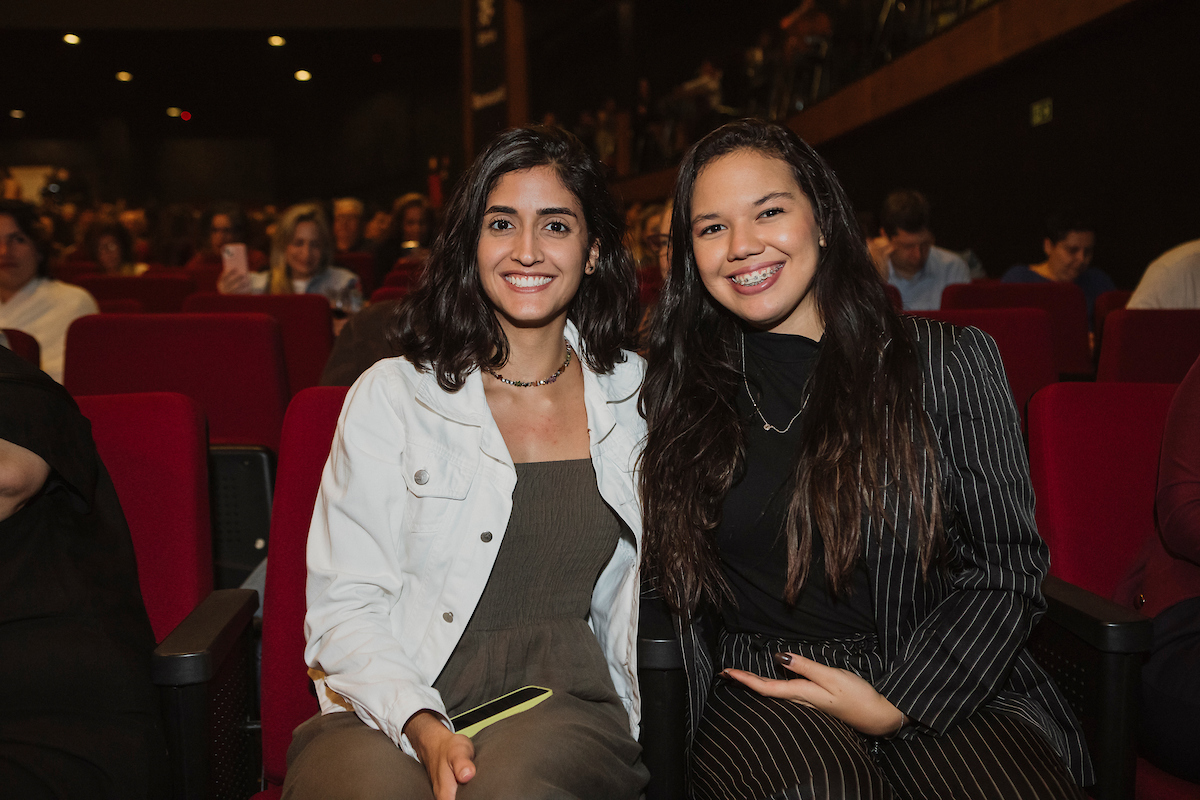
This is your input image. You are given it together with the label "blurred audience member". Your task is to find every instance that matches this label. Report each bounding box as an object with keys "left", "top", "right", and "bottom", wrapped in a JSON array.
[
  {"left": 1115, "top": 355, "right": 1200, "bottom": 783},
  {"left": 218, "top": 203, "right": 362, "bottom": 330},
  {"left": 1128, "top": 238, "right": 1200, "bottom": 309},
  {"left": 332, "top": 197, "right": 366, "bottom": 254},
  {"left": 185, "top": 205, "right": 268, "bottom": 272},
  {"left": 361, "top": 206, "right": 391, "bottom": 251},
  {"left": 0, "top": 200, "right": 98, "bottom": 382},
  {"left": 373, "top": 193, "right": 433, "bottom": 288},
  {"left": 0, "top": 345, "right": 169, "bottom": 797},
  {"left": 87, "top": 221, "right": 149, "bottom": 277},
  {"left": 1, "top": 167, "right": 20, "bottom": 200},
  {"left": 874, "top": 189, "right": 969, "bottom": 310},
  {"left": 1002, "top": 212, "right": 1114, "bottom": 328},
  {"left": 118, "top": 207, "right": 153, "bottom": 262}
]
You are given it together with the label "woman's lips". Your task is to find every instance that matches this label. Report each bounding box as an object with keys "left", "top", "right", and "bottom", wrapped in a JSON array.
[
  {"left": 728, "top": 262, "right": 783, "bottom": 290},
  {"left": 504, "top": 274, "right": 553, "bottom": 289}
]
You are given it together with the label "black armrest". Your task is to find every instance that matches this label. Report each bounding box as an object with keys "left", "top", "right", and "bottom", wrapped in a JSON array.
[
  {"left": 638, "top": 588, "right": 687, "bottom": 800},
  {"left": 152, "top": 588, "right": 260, "bottom": 800},
  {"left": 152, "top": 588, "right": 259, "bottom": 685},
  {"left": 1030, "top": 576, "right": 1153, "bottom": 800},
  {"left": 1042, "top": 575, "right": 1153, "bottom": 654}
]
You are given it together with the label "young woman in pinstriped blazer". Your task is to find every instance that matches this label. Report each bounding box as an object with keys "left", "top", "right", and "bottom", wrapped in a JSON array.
[{"left": 640, "top": 120, "right": 1091, "bottom": 800}]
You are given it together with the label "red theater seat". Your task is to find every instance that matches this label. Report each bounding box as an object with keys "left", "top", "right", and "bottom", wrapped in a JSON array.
[
  {"left": 77, "top": 392, "right": 212, "bottom": 642},
  {"left": 369, "top": 285, "right": 408, "bottom": 304},
  {"left": 883, "top": 283, "right": 903, "bottom": 311},
  {"left": 941, "top": 282, "right": 1091, "bottom": 376},
  {"left": 97, "top": 297, "right": 144, "bottom": 314},
  {"left": 255, "top": 386, "right": 349, "bottom": 798},
  {"left": 913, "top": 308, "right": 1056, "bottom": 426},
  {"left": 2, "top": 328, "right": 40, "bottom": 368},
  {"left": 1097, "top": 309, "right": 1200, "bottom": 384},
  {"left": 1094, "top": 289, "right": 1132, "bottom": 342},
  {"left": 336, "top": 251, "right": 376, "bottom": 296},
  {"left": 183, "top": 292, "right": 334, "bottom": 396},
  {"left": 73, "top": 274, "right": 198, "bottom": 313}
]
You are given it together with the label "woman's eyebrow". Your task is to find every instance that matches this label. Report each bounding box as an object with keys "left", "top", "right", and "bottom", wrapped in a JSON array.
[
  {"left": 754, "top": 191, "right": 794, "bottom": 206},
  {"left": 484, "top": 205, "right": 517, "bottom": 215},
  {"left": 483, "top": 205, "right": 578, "bottom": 218}
]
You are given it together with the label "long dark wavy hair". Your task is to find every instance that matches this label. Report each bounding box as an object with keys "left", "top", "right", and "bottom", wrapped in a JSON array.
[
  {"left": 388, "top": 125, "right": 637, "bottom": 389},
  {"left": 640, "top": 120, "right": 943, "bottom": 618}
]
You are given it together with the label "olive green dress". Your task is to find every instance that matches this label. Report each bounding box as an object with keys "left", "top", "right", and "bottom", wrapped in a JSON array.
[{"left": 283, "top": 459, "right": 648, "bottom": 800}]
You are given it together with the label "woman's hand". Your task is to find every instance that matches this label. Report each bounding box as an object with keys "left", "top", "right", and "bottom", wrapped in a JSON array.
[
  {"left": 722, "top": 654, "right": 906, "bottom": 737},
  {"left": 404, "top": 710, "right": 476, "bottom": 800},
  {"left": 216, "top": 269, "right": 252, "bottom": 295}
]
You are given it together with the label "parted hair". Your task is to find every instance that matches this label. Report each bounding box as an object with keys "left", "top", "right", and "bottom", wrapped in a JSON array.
[
  {"left": 387, "top": 125, "right": 637, "bottom": 390},
  {"left": 267, "top": 203, "right": 333, "bottom": 295},
  {"left": 640, "top": 119, "right": 944, "bottom": 618},
  {"left": 0, "top": 200, "right": 52, "bottom": 277}
]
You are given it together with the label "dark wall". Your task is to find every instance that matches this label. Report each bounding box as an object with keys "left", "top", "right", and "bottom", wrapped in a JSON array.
[{"left": 817, "top": 0, "right": 1199, "bottom": 289}]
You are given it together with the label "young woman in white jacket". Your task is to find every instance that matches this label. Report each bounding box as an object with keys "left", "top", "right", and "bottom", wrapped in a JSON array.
[{"left": 286, "top": 126, "right": 649, "bottom": 800}]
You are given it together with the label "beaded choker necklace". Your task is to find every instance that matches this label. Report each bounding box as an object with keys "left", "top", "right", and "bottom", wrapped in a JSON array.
[{"left": 485, "top": 338, "right": 574, "bottom": 387}]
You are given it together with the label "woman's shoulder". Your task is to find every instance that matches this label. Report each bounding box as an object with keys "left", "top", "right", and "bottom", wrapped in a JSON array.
[
  {"left": 900, "top": 314, "right": 997, "bottom": 373},
  {"left": 591, "top": 349, "right": 646, "bottom": 403},
  {"left": 1001, "top": 264, "right": 1038, "bottom": 282},
  {"left": 41, "top": 278, "right": 99, "bottom": 311}
]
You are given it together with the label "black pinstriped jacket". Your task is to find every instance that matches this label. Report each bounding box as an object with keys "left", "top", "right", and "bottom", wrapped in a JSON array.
[{"left": 676, "top": 316, "right": 1094, "bottom": 786}]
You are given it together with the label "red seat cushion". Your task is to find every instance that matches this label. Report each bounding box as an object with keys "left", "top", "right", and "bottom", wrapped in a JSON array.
[
  {"left": 260, "top": 386, "right": 349, "bottom": 787},
  {"left": 183, "top": 293, "right": 334, "bottom": 396},
  {"left": 77, "top": 392, "right": 212, "bottom": 642},
  {"left": 1097, "top": 310, "right": 1200, "bottom": 384},
  {"left": 941, "top": 282, "right": 1091, "bottom": 375},
  {"left": 913, "top": 308, "right": 1056, "bottom": 426},
  {"left": 97, "top": 298, "right": 145, "bottom": 314},
  {"left": 72, "top": 274, "right": 198, "bottom": 313},
  {"left": 1027, "top": 382, "right": 1178, "bottom": 597},
  {"left": 2, "top": 328, "right": 40, "bottom": 368},
  {"left": 63, "top": 313, "right": 289, "bottom": 452}
]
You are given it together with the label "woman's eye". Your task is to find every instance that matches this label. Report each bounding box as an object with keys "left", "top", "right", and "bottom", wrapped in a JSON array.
[
  {"left": 546, "top": 220, "right": 570, "bottom": 233},
  {"left": 760, "top": 207, "right": 784, "bottom": 219},
  {"left": 487, "top": 218, "right": 513, "bottom": 231},
  {"left": 697, "top": 223, "right": 724, "bottom": 237}
]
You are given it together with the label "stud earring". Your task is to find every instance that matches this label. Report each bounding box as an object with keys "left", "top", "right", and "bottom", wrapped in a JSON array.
[{"left": 819, "top": 235, "right": 827, "bottom": 247}]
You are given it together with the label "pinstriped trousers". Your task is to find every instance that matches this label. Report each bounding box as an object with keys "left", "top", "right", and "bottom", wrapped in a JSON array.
[{"left": 690, "top": 632, "right": 1085, "bottom": 800}]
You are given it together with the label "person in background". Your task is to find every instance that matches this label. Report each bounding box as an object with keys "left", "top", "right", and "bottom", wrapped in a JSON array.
[
  {"left": 872, "top": 189, "right": 969, "bottom": 310},
  {"left": 372, "top": 193, "right": 435, "bottom": 288},
  {"left": 332, "top": 197, "right": 366, "bottom": 254},
  {"left": 361, "top": 205, "right": 392, "bottom": 251},
  {"left": 1002, "top": 212, "right": 1114, "bottom": 329},
  {"left": 218, "top": 203, "right": 362, "bottom": 331},
  {"left": 1128, "top": 237, "right": 1200, "bottom": 309},
  {"left": 87, "top": 220, "right": 149, "bottom": 276},
  {"left": 0, "top": 200, "right": 98, "bottom": 382},
  {"left": 1115, "top": 354, "right": 1200, "bottom": 783},
  {"left": 185, "top": 204, "right": 268, "bottom": 273},
  {"left": 0, "top": 345, "right": 169, "bottom": 797},
  {"left": 118, "top": 207, "right": 154, "bottom": 262}
]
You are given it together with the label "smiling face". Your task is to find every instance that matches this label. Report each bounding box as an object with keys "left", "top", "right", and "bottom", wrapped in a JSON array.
[
  {"left": 286, "top": 220, "right": 324, "bottom": 279},
  {"left": 1043, "top": 230, "right": 1095, "bottom": 282},
  {"left": 689, "top": 149, "right": 823, "bottom": 338},
  {"left": 96, "top": 234, "right": 122, "bottom": 271},
  {"left": 0, "top": 213, "right": 41, "bottom": 302},
  {"left": 477, "top": 165, "right": 594, "bottom": 335},
  {"left": 209, "top": 213, "right": 235, "bottom": 251},
  {"left": 401, "top": 205, "right": 428, "bottom": 244}
]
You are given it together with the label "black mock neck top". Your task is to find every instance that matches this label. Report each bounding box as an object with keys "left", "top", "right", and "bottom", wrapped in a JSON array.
[{"left": 714, "top": 330, "right": 876, "bottom": 640}]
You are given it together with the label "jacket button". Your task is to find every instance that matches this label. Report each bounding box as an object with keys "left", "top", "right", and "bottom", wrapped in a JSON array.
[
  {"left": 1135, "top": 593, "right": 1145, "bottom": 609},
  {"left": 443, "top": 611, "right": 454, "bottom": 623},
  {"left": 480, "top": 531, "right": 493, "bottom": 543},
  {"left": 414, "top": 469, "right": 429, "bottom": 485}
]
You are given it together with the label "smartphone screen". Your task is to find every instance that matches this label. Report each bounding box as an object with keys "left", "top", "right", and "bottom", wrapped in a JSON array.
[
  {"left": 221, "top": 243, "right": 249, "bottom": 278},
  {"left": 450, "top": 686, "right": 552, "bottom": 737}
]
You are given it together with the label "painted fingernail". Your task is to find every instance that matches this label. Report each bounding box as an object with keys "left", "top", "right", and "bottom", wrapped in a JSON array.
[
  {"left": 773, "top": 652, "right": 792, "bottom": 666},
  {"left": 717, "top": 670, "right": 733, "bottom": 680}
]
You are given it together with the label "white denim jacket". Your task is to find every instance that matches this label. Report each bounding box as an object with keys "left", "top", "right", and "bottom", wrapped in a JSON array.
[{"left": 304, "top": 324, "right": 646, "bottom": 760}]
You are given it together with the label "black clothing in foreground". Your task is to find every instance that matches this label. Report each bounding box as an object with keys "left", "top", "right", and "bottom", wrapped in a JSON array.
[
  {"left": 319, "top": 300, "right": 403, "bottom": 387},
  {"left": 716, "top": 330, "right": 874, "bottom": 640},
  {"left": 0, "top": 347, "right": 168, "bottom": 798}
]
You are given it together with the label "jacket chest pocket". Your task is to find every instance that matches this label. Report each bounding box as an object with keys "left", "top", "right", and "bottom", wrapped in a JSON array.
[{"left": 401, "top": 441, "right": 478, "bottom": 532}]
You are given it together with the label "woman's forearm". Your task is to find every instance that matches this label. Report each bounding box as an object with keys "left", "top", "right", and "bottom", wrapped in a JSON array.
[{"left": 0, "top": 437, "right": 50, "bottom": 522}]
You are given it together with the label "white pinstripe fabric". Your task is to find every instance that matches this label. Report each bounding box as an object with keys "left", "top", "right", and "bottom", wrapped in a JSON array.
[{"left": 675, "top": 318, "right": 1093, "bottom": 796}]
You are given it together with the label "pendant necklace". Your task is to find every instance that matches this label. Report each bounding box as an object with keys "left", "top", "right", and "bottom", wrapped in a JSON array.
[{"left": 740, "top": 332, "right": 806, "bottom": 433}]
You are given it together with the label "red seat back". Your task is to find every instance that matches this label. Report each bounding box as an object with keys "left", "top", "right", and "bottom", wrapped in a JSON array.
[
  {"left": 72, "top": 274, "right": 198, "bottom": 313},
  {"left": 98, "top": 298, "right": 145, "bottom": 314},
  {"left": 913, "top": 308, "right": 1056, "bottom": 426},
  {"left": 1093, "top": 289, "right": 1131, "bottom": 342},
  {"left": 186, "top": 265, "right": 223, "bottom": 294},
  {"left": 369, "top": 286, "right": 408, "bottom": 304},
  {"left": 335, "top": 251, "right": 376, "bottom": 296},
  {"left": 941, "top": 282, "right": 1091, "bottom": 376},
  {"left": 182, "top": 293, "right": 334, "bottom": 396},
  {"left": 63, "top": 313, "right": 289, "bottom": 452},
  {"left": 52, "top": 261, "right": 102, "bottom": 283},
  {"left": 260, "top": 386, "right": 349, "bottom": 787},
  {"left": 1097, "top": 309, "right": 1200, "bottom": 384},
  {"left": 883, "top": 283, "right": 903, "bottom": 311},
  {"left": 2, "top": 328, "right": 40, "bottom": 368},
  {"left": 77, "top": 392, "right": 212, "bottom": 642},
  {"left": 1027, "top": 382, "right": 1177, "bottom": 598}
]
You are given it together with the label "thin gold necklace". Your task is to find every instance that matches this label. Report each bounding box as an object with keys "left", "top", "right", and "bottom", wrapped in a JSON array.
[
  {"left": 740, "top": 332, "right": 806, "bottom": 433},
  {"left": 485, "top": 338, "right": 573, "bottom": 387}
]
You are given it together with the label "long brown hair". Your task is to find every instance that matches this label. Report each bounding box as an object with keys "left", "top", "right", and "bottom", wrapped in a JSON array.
[{"left": 640, "top": 120, "right": 943, "bottom": 618}]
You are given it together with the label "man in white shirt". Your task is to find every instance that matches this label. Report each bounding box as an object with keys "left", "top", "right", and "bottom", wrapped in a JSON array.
[
  {"left": 871, "top": 190, "right": 970, "bottom": 311},
  {"left": 0, "top": 200, "right": 98, "bottom": 382},
  {"left": 1128, "top": 238, "right": 1200, "bottom": 309}
]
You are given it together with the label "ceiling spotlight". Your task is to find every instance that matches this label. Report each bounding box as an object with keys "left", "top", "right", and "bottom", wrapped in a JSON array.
[
  {"left": 116, "top": 71, "right": 133, "bottom": 82},
  {"left": 166, "top": 107, "right": 181, "bottom": 117},
  {"left": 294, "top": 70, "right": 312, "bottom": 82},
  {"left": 268, "top": 35, "right": 286, "bottom": 47},
  {"left": 63, "top": 33, "right": 81, "bottom": 45},
  {"left": 180, "top": 111, "right": 192, "bottom": 121},
  {"left": 9, "top": 110, "right": 25, "bottom": 119}
]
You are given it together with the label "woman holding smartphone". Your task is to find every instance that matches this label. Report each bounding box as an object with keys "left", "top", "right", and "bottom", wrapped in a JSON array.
[
  {"left": 286, "top": 126, "right": 648, "bottom": 800},
  {"left": 640, "top": 120, "right": 1090, "bottom": 799}
]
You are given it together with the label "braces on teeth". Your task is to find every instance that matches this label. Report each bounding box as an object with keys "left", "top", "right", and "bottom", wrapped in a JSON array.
[{"left": 732, "top": 264, "right": 782, "bottom": 287}]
